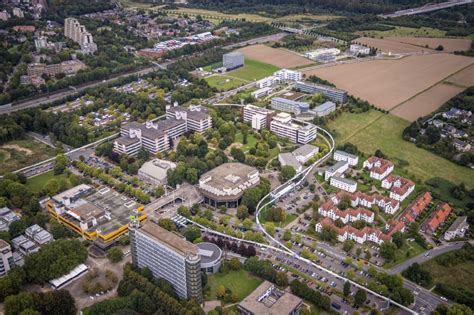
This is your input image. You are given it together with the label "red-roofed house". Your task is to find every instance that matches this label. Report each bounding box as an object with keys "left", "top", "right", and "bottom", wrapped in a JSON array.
[
  {"left": 332, "top": 191, "right": 400, "bottom": 214},
  {"left": 363, "top": 156, "right": 394, "bottom": 180},
  {"left": 318, "top": 201, "right": 375, "bottom": 224},
  {"left": 400, "top": 192, "right": 432, "bottom": 225},
  {"left": 382, "top": 175, "right": 415, "bottom": 201},
  {"left": 13, "top": 25, "right": 35, "bottom": 32},
  {"left": 423, "top": 202, "right": 452, "bottom": 234}
]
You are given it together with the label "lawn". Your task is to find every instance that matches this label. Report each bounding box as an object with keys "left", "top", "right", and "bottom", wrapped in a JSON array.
[
  {"left": 258, "top": 206, "right": 298, "bottom": 228},
  {"left": 228, "top": 59, "right": 280, "bottom": 81},
  {"left": 205, "top": 269, "right": 263, "bottom": 302},
  {"left": 26, "top": 170, "right": 71, "bottom": 193},
  {"left": 204, "top": 75, "right": 247, "bottom": 91},
  {"left": 357, "top": 26, "right": 447, "bottom": 38},
  {"left": 234, "top": 132, "right": 258, "bottom": 152},
  {"left": 383, "top": 240, "right": 426, "bottom": 268},
  {"left": 203, "top": 61, "right": 222, "bottom": 72},
  {"left": 0, "top": 137, "right": 56, "bottom": 175},
  {"left": 326, "top": 110, "right": 474, "bottom": 188}
]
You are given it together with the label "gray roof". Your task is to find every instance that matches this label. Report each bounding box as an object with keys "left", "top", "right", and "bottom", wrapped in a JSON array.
[
  {"left": 326, "top": 161, "right": 348, "bottom": 174},
  {"left": 272, "top": 97, "right": 309, "bottom": 109},
  {"left": 331, "top": 175, "right": 356, "bottom": 185},
  {"left": 279, "top": 152, "right": 301, "bottom": 170},
  {"left": 197, "top": 242, "right": 222, "bottom": 264},
  {"left": 313, "top": 101, "right": 336, "bottom": 113},
  {"left": 122, "top": 118, "right": 186, "bottom": 140},
  {"left": 139, "top": 159, "right": 176, "bottom": 181},
  {"left": 167, "top": 105, "right": 209, "bottom": 121},
  {"left": 334, "top": 150, "right": 358, "bottom": 160},
  {"left": 115, "top": 136, "right": 140, "bottom": 146},
  {"left": 293, "top": 144, "right": 318, "bottom": 157},
  {"left": 447, "top": 216, "right": 468, "bottom": 232}
]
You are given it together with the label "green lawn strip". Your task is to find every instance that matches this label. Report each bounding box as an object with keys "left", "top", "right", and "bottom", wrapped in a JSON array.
[
  {"left": 205, "top": 269, "right": 263, "bottom": 302},
  {"left": 326, "top": 111, "right": 474, "bottom": 188},
  {"left": 383, "top": 240, "right": 426, "bottom": 269},
  {"left": 227, "top": 59, "right": 280, "bottom": 81},
  {"left": 204, "top": 75, "right": 247, "bottom": 91},
  {"left": 26, "top": 170, "right": 71, "bottom": 193}
]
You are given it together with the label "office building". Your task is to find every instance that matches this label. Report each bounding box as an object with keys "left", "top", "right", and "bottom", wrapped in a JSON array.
[
  {"left": 256, "top": 76, "right": 280, "bottom": 89},
  {"left": 237, "top": 281, "right": 303, "bottom": 315},
  {"left": 279, "top": 144, "right": 319, "bottom": 173},
  {"left": 64, "top": 18, "right": 97, "bottom": 54},
  {"left": 273, "top": 69, "right": 302, "bottom": 82},
  {"left": 223, "top": 52, "right": 244, "bottom": 71},
  {"left": 270, "top": 97, "right": 310, "bottom": 115},
  {"left": 199, "top": 163, "right": 260, "bottom": 208},
  {"left": 0, "top": 207, "right": 21, "bottom": 232},
  {"left": 25, "top": 224, "right": 53, "bottom": 245},
  {"left": 251, "top": 87, "right": 273, "bottom": 99},
  {"left": 166, "top": 104, "right": 212, "bottom": 134},
  {"left": 197, "top": 242, "right": 222, "bottom": 274},
  {"left": 129, "top": 221, "right": 202, "bottom": 302},
  {"left": 295, "top": 81, "right": 348, "bottom": 103},
  {"left": 313, "top": 101, "right": 336, "bottom": 117},
  {"left": 0, "top": 240, "right": 13, "bottom": 278},
  {"left": 12, "top": 235, "right": 39, "bottom": 256},
  {"left": 47, "top": 184, "right": 146, "bottom": 248},
  {"left": 305, "top": 48, "right": 340, "bottom": 62},
  {"left": 333, "top": 150, "right": 358, "bottom": 166},
  {"left": 278, "top": 153, "right": 302, "bottom": 173},
  {"left": 138, "top": 159, "right": 176, "bottom": 186},
  {"left": 241, "top": 104, "right": 275, "bottom": 130},
  {"left": 270, "top": 113, "right": 317, "bottom": 144},
  {"left": 444, "top": 216, "right": 469, "bottom": 240}
]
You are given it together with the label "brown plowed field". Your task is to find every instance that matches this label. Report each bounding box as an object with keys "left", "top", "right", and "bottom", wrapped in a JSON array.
[
  {"left": 390, "top": 83, "right": 464, "bottom": 121},
  {"left": 303, "top": 54, "right": 473, "bottom": 111},
  {"left": 354, "top": 37, "right": 432, "bottom": 53},
  {"left": 445, "top": 64, "right": 474, "bottom": 87},
  {"left": 386, "top": 37, "right": 472, "bottom": 52},
  {"left": 237, "top": 44, "right": 313, "bottom": 68}
]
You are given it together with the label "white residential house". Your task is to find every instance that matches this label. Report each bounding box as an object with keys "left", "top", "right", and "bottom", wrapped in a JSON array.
[
  {"left": 333, "top": 150, "right": 359, "bottom": 166},
  {"left": 324, "top": 161, "right": 349, "bottom": 181},
  {"left": 363, "top": 156, "right": 394, "bottom": 180},
  {"left": 330, "top": 176, "right": 357, "bottom": 193}
]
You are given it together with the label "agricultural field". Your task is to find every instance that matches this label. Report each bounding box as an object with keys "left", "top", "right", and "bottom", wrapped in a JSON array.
[
  {"left": 0, "top": 138, "right": 55, "bottom": 175},
  {"left": 354, "top": 37, "right": 433, "bottom": 54},
  {"left": 204, "top": 75, "right": 247, "bottom": 91},
  {"left": 386, "top": 37, "right": 473, "bottom": 52},
  {"left": 304, "top": 53, "right": 474, "bottom": 113},
  {"left": 228, "top": 59, "right": 280, "bottom": 81},
  {"left": 445, "top": 64, "right": 474, "bottom": 87},
  {"left": 326, "top": 111, "right": 474, "bottom": 188},
  {"left": 205, "top": 269, "right": 263, "bottom": 302},
  {"left": 237, "top": 44, "right": 313, "bottom": 69},
  {"left": 357, "top": 26, "right": 447, "bottom": 38},
  {"left": 390, "top": 83, "right": 464, "bottom": 121}
]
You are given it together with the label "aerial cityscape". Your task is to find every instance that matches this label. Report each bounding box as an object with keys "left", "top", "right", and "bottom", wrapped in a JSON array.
[{"left": 0, "top": 0, "right": 473, "bottom": 315}]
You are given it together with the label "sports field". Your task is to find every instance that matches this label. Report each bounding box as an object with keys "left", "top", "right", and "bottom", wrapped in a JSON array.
[
  {"left": 0, "top": 138, "right": 55, "bottom": 175},
  {"left": 205, "top": 75, "right": 246, "bottom": 91},
  {"left": 237, "top": 44, "right": 313, "bottom": 69},
  {"left": 326, "top": 111, "right": 474, "bottom": 188},
  {"left": 228, "top": 59, "right": 280, "bottom": 81},
  {"left": 304, "top": 54, "right": 473, "bottom": 115}
]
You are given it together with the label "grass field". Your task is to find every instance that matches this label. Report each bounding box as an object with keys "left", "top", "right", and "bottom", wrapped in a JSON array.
[
  {"left": 0, "top": 138, "right": 55, "bottom": 175},
  {"left": 326, "top": 111, "right": 474, "bottom": 188},
  {"left": 357, "top": 26, "right": 446, "bottom": 38},
  {"left": 227, "top": 59, "right": 280, "bottom": 81},
  {"left": 25, "top": 170, "right": 71, "bottom": 193},
  {"left": 258, "top": 206, "right": 298, "bottom": 228},
  {"left": 234, "top": 132, "right": 258, "bottom": 152},
  {"left": 421, "top": 250, "right": 474, "bottom": 291},
  {"left": 163, "top": 7, "right": 271, "bottom": 22},
  {"left": 204, "top": 75, "right": 246, "bottom": 91},
  {"left": 384, "top": 240, "right": 426, "bottom": 268},
  {"left": 205, "top": 269, "right": 263, "bottom": 302}
]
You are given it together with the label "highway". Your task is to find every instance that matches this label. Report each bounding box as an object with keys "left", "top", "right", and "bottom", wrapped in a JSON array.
[{"left": 380, "top": 0, "right": 473, "bottom": 18}]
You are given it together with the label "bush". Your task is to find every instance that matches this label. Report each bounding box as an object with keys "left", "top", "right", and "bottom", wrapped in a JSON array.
[{"left": 107, "top": 247, "right": 123, "bottom": 263}]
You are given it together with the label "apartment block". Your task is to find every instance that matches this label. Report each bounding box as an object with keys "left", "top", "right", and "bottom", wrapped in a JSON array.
[
  {"left": 241, "top": 104, "right": 275, "bottom": 130},
  {"left": 0, "top": 240, "right": 13, "bottom": 278},
  {"left": 64, "top": 17, "right": 97, "bottom": 54},
  {"left": 270, "top": 113, "right": 317, "bottom": 144},
  {"left": 129, "top": 221, "right": 202, "bottom": 303},
  {"left": 295, "top": 81, "right": 348, "bottom": 103},
  {"left": 256, "top": 75, "right": 280, "bottom": 88},
  {"left": 330, "top": 176, "right": 357, "bottom": 193},
  {"left": 333, "top": 150, "right": 359, "bottom": 166}
]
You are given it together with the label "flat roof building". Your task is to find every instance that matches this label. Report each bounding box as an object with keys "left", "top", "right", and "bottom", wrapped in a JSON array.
[
  {"left": 47, "top": 184, "right": 146, "bottom": 248},
  {"left": 305, "top": 48, "right": 340, "bottom": 62},
  {"left": 444, "top": 216, "right": 469, "bottom": 240},
  {"left": 138, "top": 159, "right": 176, "bottom": 186},
  {"left": 197, "top": 242, "right": 222, "bottom": 274},
  {"left": 241, "top": 104, "right": 275, "bottom": 130},
  {"left": 273, "top": 69, "right": 302, "bottom": 82},
  {"left": 237, "top": 280, "right": 303, "bottom": 315},
  {"left": 295, "top": 81, "right": 347, "bottom": 103},
  {"left": 278, "top": 152, "right": 302, "bottom": 173},
  {"left": 199, "top": 163, "right": 260, "bottom": 208},
  {"left": 313, "top": 101, "right": 336, "bottom": 117},
  {"left": 330, "top": 176, "right": 357, "bottom": 193},
  {"left": 0, "top": 207, "right": 20, "bottom": 232},
  {"left": 333, "top": 150, "right": 359, "bottom": 166},
  {"left": 278, "top": 144, "right": 319, "bottom": 173},
  {"left": 270, "top": 113, "right": 317, "bottom": 144},
  {"left": 166, "top": 104, "right": 212, "bottom": 134},
  {"left": 0, "top": 239, "right": 13, "bottom": 278},
  {"left": 223, "top": 51, "right": 244, "bottom": 71},
  {"left": 130, "top": 221, "right": 202, "bottom": 303},
  {"left": 271, "top": 97, "right": 310, "bottom": 115}
]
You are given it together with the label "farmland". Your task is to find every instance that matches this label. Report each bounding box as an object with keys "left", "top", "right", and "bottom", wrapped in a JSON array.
[
  {"left": 326, "top": 111, "right": 474, "bottom": 188},
  {"left": 390, "top": 83, "right": 464, "bottom": 121},
  {"left": 0, "top": 138, "right": 56, "bottom": 175},
  {"left": 357, "top": 26, "right": 447, "bottom": 38},
  {"left": 445, "top": 64, "right": 474, "bottom": 87},
  {"left": 228, "top": 59, "right": 280, "bottom": 81},
  {"left": 304, "top": 54, "right": 474, "bottom": 114},
  {"left": 237, "top": 44, "right": 313, "bottom": 69},
  {"left": 386, "top": 37, "right": 473, "bottom": 52},
  {"left": 354, "top": 37, "right": 433, "bottom": 54},
  {"left": 204, "top": 75, "right": 247, "bottom": 91}
]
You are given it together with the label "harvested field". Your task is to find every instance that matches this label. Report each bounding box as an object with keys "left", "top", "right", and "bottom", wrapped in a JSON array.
[
  {"left": 386, "top": 37, "right": 472, "bottom": 52},
  {"left": 304, "top": 54, "right": 473, "bottom": 111},
  {"left": 237, "top": 44, "right": 313, "bottom": 69},
  {"left": 355, "top": 37, "right": 433, "bottom": 54},
  {"left": 445, "top": 64, "right": 474, "bottom": 87},
  {"left": 390, "top": 83, "right": 464, "bottom": 121}
]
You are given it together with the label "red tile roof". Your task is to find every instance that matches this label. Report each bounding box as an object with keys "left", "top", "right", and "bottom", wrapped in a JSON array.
[
  {"left": 366, "top": 156, "right": 394, "bottom": 175},
  {"left": 400, "top": 192, "right": 432, "bottom": 224},
  {"left": 424, "top": 202, "right": 452, "bottom": 233}
]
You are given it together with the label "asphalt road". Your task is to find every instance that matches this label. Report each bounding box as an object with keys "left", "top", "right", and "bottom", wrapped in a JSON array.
[{"left": 381, "top": 0, "right": 473, "bottom": 18}]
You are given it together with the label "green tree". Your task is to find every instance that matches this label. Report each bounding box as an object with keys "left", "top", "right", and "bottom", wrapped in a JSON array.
[
  {"left": 107, "top": 247, "right": 123, "bottom": 263},
  {"left": 280, "top": 165, "right": 296, "bottom": 181},
  {"left": 283, "top": 229, "right": 292, "bottom": 241},
  {"left": 380, "top": 242, "right": 397, "bottom": 261},
  {"left": 236, "top": 205, "right": 249, "bottom": 219},
  {"left": 158, "top": 218, "right": 176, "bottom": 231},
  {"left": 343, "top": 281, "right": 351, "bottom": 297},
  {"left": 354, "top": 289, "right": 366, "bottom": 306},
  {"left": 184, "top": 226, "right": 201, "bottom": 242},
  {"left": 265, "top": 222, "right": 275, "bottom": 236},
  {"left": 343, "top": 240, "right": 355, "bottom": 252}
]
